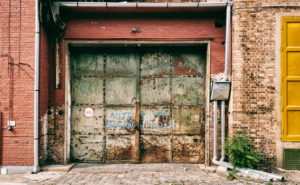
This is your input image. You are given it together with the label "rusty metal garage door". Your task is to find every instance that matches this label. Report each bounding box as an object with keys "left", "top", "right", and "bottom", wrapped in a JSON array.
[{"left": 70, "top": 46, "right": 206, "bottom": 163}]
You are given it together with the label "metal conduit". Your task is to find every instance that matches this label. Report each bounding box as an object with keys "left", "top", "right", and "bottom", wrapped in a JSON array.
[
  {"left": 220, "top": 1, "right": 232, "bottom": 162},
  {"left": 213, "top": 1, "right": 231, "bottom": 163}
]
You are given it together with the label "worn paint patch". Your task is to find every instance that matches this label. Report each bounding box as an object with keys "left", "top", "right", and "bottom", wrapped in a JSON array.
[
  {"left": 172, "top": 77, "right": 205, "bottom": 105},
  {"left": 106, "top": 52, "right": 138, "bottom": 77},
  {"left": 71, "top": 105, "right": 104, "bottom": 135},
  {"left": 140, "top": 78, "right": 171, "bottom": 105},
  {"left": 106, "top": 134, "right": 135, "bottom": 161},
  {"left": 172, "top": 135, "right": 204, "bottom": 162},
  {"left": 71, "top": 135, "right": 104, "bottom": 162},
  {"left": 71, "top": 77, "right": 104, "bottom": 104},
  {"left": 140, "top": 50, "right": 173, "bottom": 77},
  {"left": 71, "top": 105, "right": 105, "bottom": 162},
  {"left": 140, "top": 135, "right": 171, "bottom": 163},
  {"left": 172, "top": 106, "right": 204, "bottom": 134},
  {"left": 173, "top": 54, "right": 205, "bottom": 76},
  {"left": 72, "top": 53, "right": 104, "bottom": 76},
  {"left": 105, "top": 78, "right": 136, "bottom": 105}
]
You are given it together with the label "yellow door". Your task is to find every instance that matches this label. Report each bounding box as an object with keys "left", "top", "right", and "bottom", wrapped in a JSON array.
[{"left": 282, "top": 17, "right": 300, "bottom": 141}]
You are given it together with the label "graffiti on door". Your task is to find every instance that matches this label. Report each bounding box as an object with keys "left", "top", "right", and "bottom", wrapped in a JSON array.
[{"left": 105, "top": 112, "right": 177, "bottom": 130}]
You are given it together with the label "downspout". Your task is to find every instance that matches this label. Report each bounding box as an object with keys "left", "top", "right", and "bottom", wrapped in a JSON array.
[
  {"left": 213, "top": 100, "right": 218, "bottom": 161},
  {"left": 33, "top": 0, "right": 40, "bottom": 173},
  {"left": 212, "top": 1, "right": 284, "bottom": 182},
  {"left": 212, "top": 0, "right": 231, "bottom": 164},
  {"left": 220, "top": 0, "right": 232, "bottom": 162}
]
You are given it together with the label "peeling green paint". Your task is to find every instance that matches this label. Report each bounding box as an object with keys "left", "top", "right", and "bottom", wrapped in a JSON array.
[
  {"left": 172, "top": 106, "right": 204, "bottom": 134},
  {"left": 106, "top": 52, "right": 138, "bottom": 77},
  {"left": 140, "top": 50, "right": 173, "bottom": 77},
  {"left": 172, "top": 77, "right": 205, "bottom": 105},
  {"left": 140, "top": 78, "right": 171, "bottom": 105},
  {"left": 72, "top": 53, "right": 104, "bottom": 75},
  {"left": 71, "top": 77, "right": 104, "bottom": 104},
  {"left": 106, "top": 78, "right": 136, "bottom": 105}
]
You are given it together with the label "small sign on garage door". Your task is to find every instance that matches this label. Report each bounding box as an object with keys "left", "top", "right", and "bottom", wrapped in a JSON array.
[{"left": 83, "top": 106, "right": 94, "bottom": 118}]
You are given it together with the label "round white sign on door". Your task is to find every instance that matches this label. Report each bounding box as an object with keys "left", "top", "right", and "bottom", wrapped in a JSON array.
[{"left": 83, "top": 106, "right": 94, "bottom": 118}]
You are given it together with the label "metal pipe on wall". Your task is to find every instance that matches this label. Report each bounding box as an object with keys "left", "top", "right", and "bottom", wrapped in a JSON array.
[
  {"left": 220, "top": 100, "right": 225, "bottom": 161},
  {"left": 220, "top": 1, "right": 232, "bottom": 162},
  {"left": 224, "top": 2, "right": 231, "bottom": 81},
  {"left": 212, "top": 0, "right": 231, "bottom": 164},
  {"left": 33, "top": 0, "right": 40, "bottom": 173},
  {"left": 213, "top": 100, "right": 218, "bottom": 161}
]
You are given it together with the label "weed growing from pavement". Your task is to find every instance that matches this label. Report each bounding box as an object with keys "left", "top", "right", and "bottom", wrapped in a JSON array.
[{"left": 225, "top": 131, "right": 264, "bottom": 180}]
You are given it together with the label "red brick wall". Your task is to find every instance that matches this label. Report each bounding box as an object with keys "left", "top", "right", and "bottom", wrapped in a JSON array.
[{"left": 0, "top": 0, "right": 35, "bottom": 166}]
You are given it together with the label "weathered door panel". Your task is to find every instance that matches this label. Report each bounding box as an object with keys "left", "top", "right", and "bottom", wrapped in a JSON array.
[
  {"left": 106, "top": 51, "right": 138, "bottom": 77},
  {"left": 172, "top": 135, "right": 204, "bottom": 162},
  {"left": 71, "top": 135, "right": 104, "bottom": 162},
  {"left": 104, "top": 50, "right": 138, "bottom": 162},
  {"left": 140, "top": 78, "right": 171, "bottom": 105},
  {"left": 173, "top": 53, "right": 205, "bottom": 76},
  {"left": 71, "top": 48, "right": 138, "bottom": 162},
  {"left": 70, "top": 105, "right": 105, "bottom": 162},
  {"left": 105, "top": 78, "right": 136, "bottom": 105},
  {"left": 70, "top": 46, "right": 206, "bottom": 163},
  {"left": 72, "top": 53, "right": 105, "bottom": 76},
  {"left": 106, "top": 134, "right": 135, "bottom": 161},
  {"left": 140, "top": 135, "right": 171, "bottom": 163},
  {"left": 71, "top": 105, "right": 104, "bottom": 135},
  {"left": 172, "top": 77, "right": 205, "bottom": 105},
  {"left": 71, "top": 77, "right": 104, "bottom": 104},
  {"left": 172, "top": 106, "right": 204, "bottom": 135},
  {"left": 139, "top": 47, "right": 206, "bottom": 163},
  {"left": 140, "top": 50, "right": 172, "bottom": 77}
]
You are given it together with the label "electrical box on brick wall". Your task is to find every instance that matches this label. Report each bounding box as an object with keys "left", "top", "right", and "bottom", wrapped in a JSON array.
[{"left": 210, "top": 81, "right": 231, "bottom": 101}]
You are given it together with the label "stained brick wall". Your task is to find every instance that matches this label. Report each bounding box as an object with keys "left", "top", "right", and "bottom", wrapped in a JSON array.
[
  {"left": 0, "top": 0, "right": 35, "bottom": 166},
  {"left": 230, "top": 0, "right": 300, "bottom": 168}
]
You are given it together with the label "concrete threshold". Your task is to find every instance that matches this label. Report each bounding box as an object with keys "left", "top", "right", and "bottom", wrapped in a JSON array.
[{"left": 41, "top": 163, "right": 75, "bottom": 172}]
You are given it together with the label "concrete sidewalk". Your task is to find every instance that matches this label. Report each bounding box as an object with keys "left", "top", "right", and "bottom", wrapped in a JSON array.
[{"left": 0, "top": 163, "right": 298, "bottom": 185}]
